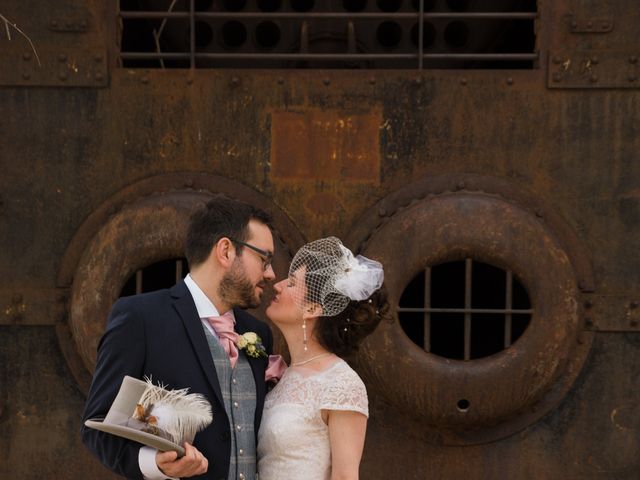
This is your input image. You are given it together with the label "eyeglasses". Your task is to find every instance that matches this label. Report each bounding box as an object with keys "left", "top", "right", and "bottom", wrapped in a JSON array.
[{"left": 229, "top": 237, "right": 274, "bottom": 272}]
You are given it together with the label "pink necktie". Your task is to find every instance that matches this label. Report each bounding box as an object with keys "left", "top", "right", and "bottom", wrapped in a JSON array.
[{"left": 206, "top": 312, "right": 239, "bottom": 368}]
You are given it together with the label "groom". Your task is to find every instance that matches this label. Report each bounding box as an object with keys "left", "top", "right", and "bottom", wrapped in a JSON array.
[{"left": 82, "top": 196, "right": 277, "bottom": 480}]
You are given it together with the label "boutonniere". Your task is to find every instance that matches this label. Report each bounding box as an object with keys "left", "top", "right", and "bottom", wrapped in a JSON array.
[{"left": 236, "top": 332, "right": 267, "bottom": 359}]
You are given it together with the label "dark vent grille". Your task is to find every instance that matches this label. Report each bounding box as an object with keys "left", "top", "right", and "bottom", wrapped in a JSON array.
[{"left": 119, "top": 0, "right": 538, "bottom": 69}]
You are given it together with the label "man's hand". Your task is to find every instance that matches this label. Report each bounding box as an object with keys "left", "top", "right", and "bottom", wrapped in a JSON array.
[{"left": 156, "top": 442, "right": 208, "bottom": 478}]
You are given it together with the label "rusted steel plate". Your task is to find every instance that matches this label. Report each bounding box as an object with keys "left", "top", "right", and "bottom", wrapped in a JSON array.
[
  {"left": 583, "top": 294, "right": 640, "bottom": 331},
  {"left": 270, "top": 109, "right": 382, "bottom": 183},
  {"left": 548, "top": 50, "right": 640, "bottom": 88},
  {"left": 0, "top": 288, "right": 67, "bottom": 325},
  {"left": 0, "top": 46, "right": 108, "bottom": 87}
]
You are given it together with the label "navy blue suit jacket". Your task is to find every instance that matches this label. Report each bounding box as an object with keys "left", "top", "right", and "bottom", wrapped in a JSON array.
[{"left": 81, "top": 280, "right": 273, "bottom": 480}]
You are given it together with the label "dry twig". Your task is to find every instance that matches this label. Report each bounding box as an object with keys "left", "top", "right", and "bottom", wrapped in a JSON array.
[{"left": 1, "top": 13, "right": 41, "bottom": 66}]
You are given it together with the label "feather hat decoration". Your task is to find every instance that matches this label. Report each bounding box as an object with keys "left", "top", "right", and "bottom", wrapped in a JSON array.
[
  {"left": 85, "top": 375, "right": 213, "bottom": 456},
  {"left": 134, "top": 377, "right": 213, "bottom": 445}
]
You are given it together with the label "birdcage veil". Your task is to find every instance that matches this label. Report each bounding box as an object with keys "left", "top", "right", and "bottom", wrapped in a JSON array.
[{"left": 288, "top": 237, "right": 384, "bottom": 317}]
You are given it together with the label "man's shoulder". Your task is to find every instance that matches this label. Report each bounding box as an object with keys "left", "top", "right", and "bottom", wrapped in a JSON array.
[{"left": 113, "top": 288, "right": 174, "bottom": 313}]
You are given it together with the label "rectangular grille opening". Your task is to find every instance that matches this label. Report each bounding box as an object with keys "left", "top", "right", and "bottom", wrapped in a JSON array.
[{"left": 118, "top": 0, "right": 538, "bottom": 69}]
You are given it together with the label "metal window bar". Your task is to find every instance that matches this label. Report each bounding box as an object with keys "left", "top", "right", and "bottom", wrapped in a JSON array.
[
  {"left": 176, "top": 259, "right": 184, "bottom": 283},
  {"left": 464, "top": 258, "right": 472, "bottom": 361},
  {"left": 505, "top": 270, "right": 513, "bottom": 348},
  {"left": 189, "top": 0, "right": 195, "bottom": 68},
  {"left": 423, "top": 266, "right": 431, "bottom": 351},
  {"left": 135, "top": 269, "right": 143, "bottom": 295},
  {"left": 119, "top": 12, "right": 539, "bottom": 20},
  {"left": 118, "top": 9, "right": 538, "bottom": 68}
]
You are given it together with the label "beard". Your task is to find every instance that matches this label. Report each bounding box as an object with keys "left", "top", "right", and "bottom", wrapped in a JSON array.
[{"left": 218, "top": 258, "right": 262, "bottom": 309}]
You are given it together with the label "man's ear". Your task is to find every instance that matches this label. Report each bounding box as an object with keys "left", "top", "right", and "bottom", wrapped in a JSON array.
[
  {"left": 213, "top": 237, "right": 235, "bottom": 268},
  {"left": 302, "top": 303, "right": 323, "bottom": 319}
]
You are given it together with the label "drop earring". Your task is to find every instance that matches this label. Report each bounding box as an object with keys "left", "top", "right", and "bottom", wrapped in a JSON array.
[{"left": 302, "top": 318, "right": 308, "bottom": 351}]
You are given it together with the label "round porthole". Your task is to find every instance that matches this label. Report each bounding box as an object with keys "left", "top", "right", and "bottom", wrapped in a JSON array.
[
  {"left": 347, "top": 175, "right": 594, "bottom": 444},
  {"left": 57, "top": 174, "right": 304, "bottom": 393}
]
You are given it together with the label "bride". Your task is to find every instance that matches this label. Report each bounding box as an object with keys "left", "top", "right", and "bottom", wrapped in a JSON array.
[{"left": 258, "top": 237, "right": 389, "bottom": 479}]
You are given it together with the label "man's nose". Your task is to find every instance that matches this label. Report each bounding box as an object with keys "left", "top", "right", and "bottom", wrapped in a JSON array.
[{"left": 264, "top": 264, "right": 276, "bottom": 281}]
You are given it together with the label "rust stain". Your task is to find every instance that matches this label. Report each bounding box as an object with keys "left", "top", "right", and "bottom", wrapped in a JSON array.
[{"left": 270, "top": 109, "right": 381, "bottom": 183}]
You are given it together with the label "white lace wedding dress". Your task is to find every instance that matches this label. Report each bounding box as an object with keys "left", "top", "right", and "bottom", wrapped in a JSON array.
[{"left": 257, "top": 358, "right": 369, "bottom": 480}]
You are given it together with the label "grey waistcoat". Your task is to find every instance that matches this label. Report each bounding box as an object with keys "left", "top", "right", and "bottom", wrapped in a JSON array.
[{"left": 204, "top": 327, "right": 257, "bottom": 480}]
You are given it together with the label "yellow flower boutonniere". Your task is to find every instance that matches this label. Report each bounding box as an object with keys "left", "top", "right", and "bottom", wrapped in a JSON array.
[{"left": 236, "top": 332, "right": 267, "bottom": 359}]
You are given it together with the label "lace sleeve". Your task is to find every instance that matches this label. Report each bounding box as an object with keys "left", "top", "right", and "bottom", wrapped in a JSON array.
[{"left": 319, "top": 363, "right": 369, "bottom": 418}]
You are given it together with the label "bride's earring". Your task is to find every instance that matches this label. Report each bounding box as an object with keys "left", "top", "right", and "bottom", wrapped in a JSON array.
[{"left": 302, "top": 319, "right": 308, "bottom": 351}]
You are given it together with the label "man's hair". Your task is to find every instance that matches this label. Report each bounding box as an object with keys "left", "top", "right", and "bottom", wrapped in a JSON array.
[{"left": 185, "top": 196, "right": 272, "bottom": 267}]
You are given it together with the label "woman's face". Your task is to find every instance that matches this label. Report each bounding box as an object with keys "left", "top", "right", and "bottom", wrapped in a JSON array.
[{"left": 266, "top": 267, "right": 308, "bottom": 325}]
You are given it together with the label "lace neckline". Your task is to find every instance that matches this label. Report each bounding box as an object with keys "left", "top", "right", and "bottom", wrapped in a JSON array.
[{"left": 286, "top": 357, "right": 344, "bottom": 378}]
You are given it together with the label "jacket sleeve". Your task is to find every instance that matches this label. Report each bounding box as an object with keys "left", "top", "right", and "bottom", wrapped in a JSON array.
[{"left": 80, "top": 297, "right": 147, "bottom": 479}]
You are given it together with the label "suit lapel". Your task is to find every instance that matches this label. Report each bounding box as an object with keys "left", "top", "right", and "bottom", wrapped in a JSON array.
[{"left": 171, "top": 282, "right": 225, "bottom": 410}]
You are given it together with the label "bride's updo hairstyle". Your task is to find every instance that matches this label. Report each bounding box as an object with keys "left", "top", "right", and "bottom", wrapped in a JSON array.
[
  {"left": 315, "top": 286, "right": 390, "bottom": 357},
  {"left": 288, "top": 237, "right": 389, "bottom": 357}
]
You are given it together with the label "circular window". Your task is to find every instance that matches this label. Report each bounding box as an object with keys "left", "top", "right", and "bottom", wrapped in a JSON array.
[
  {"left": 345, "top": 177, "right": 594, "bottom": 444},
  {"left": 58, "top": 173, "right": 305, "bottom": 394},
  {"left": 399, "top": 259, "right": 531, "bottom": 360}
]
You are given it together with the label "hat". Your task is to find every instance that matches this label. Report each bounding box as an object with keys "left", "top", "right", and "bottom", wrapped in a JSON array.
[{"left": 84, "top": 376, "right": 213, "bottom": 457}]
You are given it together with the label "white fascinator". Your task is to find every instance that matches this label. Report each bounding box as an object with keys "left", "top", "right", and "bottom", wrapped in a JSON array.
[{"left": 288, "top": 237, "right": 384, "bottom": 316}]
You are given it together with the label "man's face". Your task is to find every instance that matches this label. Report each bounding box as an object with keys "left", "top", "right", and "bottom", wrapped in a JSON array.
[{"left": 218, "top": 219, "right": 275, "bottom": 309}]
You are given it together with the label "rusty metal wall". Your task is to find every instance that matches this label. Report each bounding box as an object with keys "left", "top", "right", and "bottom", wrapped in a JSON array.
[{"left": 1, "top": 0, "right": 639, "bottom": 478}]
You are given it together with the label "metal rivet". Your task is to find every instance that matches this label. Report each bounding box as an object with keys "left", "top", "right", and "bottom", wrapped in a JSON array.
[
  {"left": 185, "top": 179, "right": 194, "bottom": 187},
  {"left": 586, "top": 21, "right": 593, "bottom": 29},
  {"left": 590, "top": 74, "right": 598, "bottom": 83},
  {"left": 50, "top": 19, "right": 58, "bottom": 28},
  {"left": 369, "top": 77, "right": 376, "bottom": 85},
  {"left": 140, "top": 76, "right": 149, "bottom": 84},
  {"left": 591, "top": 56, "right": 599, "bottom": 64},
  {"left": 460, "top": 77, "right": 467, "bottom": 85},
  {"left": 601, "top": 21, "right": 609, "bottom": 29},
  {"left": 230, "top": 77, "right": 240, "bottom": 86},
  {"left": 22, "top": 72, "right": 30, "bottom": 80},
  {"left": 322, "top": 77, "right": 330, "bottom": 85},
  {"left": 186, "top": 77, "right": 193, "bottom": 85},
  {"left": 552, "top": 72, "right": 562, "bottom": 82},
  {"left": 58, "top": 54, "right": 67, "bottom": 62},
  {"left": 415, "top": 77, "right": 422, "bottom": 85},
  {"left": 506, "top": 77, "right": 514, "bottom": 85},
  {"left": 570, "top": 20, "right": 578, "bottom": 29},
  {"left": 378, "top": 207, "right": 387, "bottom": 217},
  {"left": 80, "top": 20, "right": 87, "bottom": 29},
  {"left": 629, "top": 56, "right": 638, "bottom": 64},
  {"left": 456, "top": 181, "right": 466, "bottom": 190},
  {"left": 95, "top": 72, "right": 104, "bottom": 82},
  {"left": 277, "top": 77, "right": 284, "bottom": 85},
  {"left": 553, "top": 56, "right": 562, "bottom": 64},
  {"left": 22, "top": 52, "right": 31, "bottom": 61}
]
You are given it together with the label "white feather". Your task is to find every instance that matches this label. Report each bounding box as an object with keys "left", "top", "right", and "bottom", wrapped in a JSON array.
[{"left": 139, "top": 377, "right": 213, "bottom": 444}]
